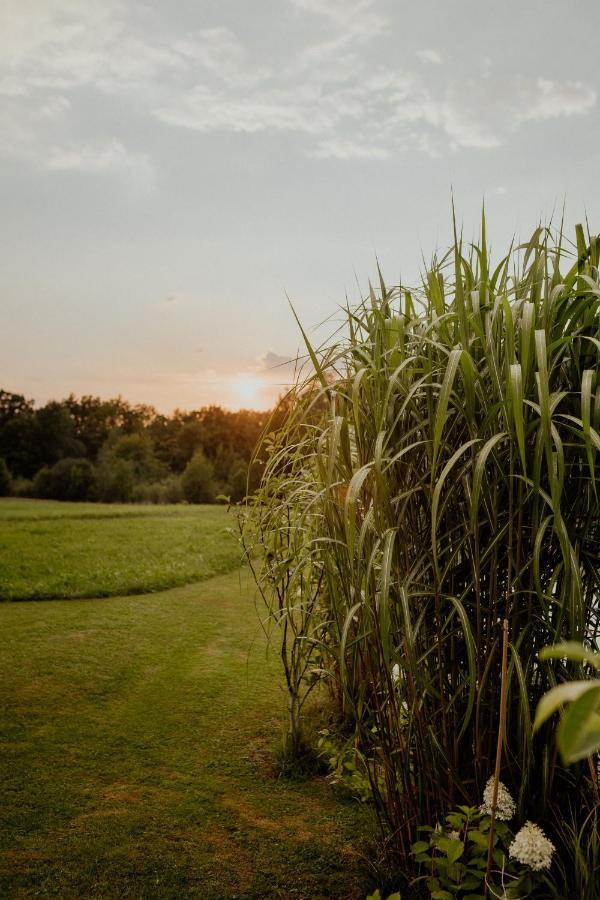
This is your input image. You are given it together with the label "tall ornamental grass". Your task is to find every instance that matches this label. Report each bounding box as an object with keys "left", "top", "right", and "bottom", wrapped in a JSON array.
[{"left": 244, "top": 218, "right": 600, "bottom": 861}]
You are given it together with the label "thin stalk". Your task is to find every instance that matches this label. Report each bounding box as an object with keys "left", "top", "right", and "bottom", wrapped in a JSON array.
[{"left": 485, "top": 618, "right": 509, "bottom": 899}]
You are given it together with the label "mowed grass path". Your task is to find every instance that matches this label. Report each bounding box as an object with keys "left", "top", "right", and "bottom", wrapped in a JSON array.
[
  {"left": 0, "top": 500, "right": 241, "bottom": 600},
  {"left": 0, "top": 505, "right": 373, "bottom": 898}
]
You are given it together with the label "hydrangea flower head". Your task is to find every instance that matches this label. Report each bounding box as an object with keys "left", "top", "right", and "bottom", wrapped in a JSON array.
[
  {"left": 480, "top": 776, "right": 515, "bottom": 820},
  {"left": 509, "top": 821, "right": 555, "bottom": 871}
]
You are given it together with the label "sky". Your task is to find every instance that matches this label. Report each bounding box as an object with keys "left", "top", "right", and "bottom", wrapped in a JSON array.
[{"left": 1, "top": 0, "right": 599, "bottom": 412}]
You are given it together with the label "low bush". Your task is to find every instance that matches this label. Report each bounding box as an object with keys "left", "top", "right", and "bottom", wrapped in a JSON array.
[
  {"left": 32, "top": 457, "right": 96, "bottom": 502},
  {"left": 11, "top": 476, "right": 34, "bottom": 498},
  {"left": 181, "top": 452, "right": 215, "bottom": 503},
  {"left": 131, "top": 475, "right": 184, "bottom": 504},
  {"left": 94, "top": 459, "right": 135, "bottom": 503}
]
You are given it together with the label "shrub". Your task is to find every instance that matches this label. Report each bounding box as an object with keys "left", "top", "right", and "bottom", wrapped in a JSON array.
[
  {"left": 11, "top": 476, "right": 33, "bottom": 498},
  {"left": 245, "top": 219, "right": 600, "bottom": 867},
  {"left": 131, "top": 475, "right": 183, "bottom": 504},
  {"left": 32, "top": 466, "right": 53, "bottom": 498},
  {"left": 228, "top": 459, "right": 249, "bottom": 503},
  {"left": 163, "top": 474, "right": 184, "bottom": 504},
  {"left": 99, "top": 431, "right": 165, "bottom": 482},
  {"left": 181, "top": 452, "right": 215, "bottom": 503},
  {"left": 94, "top": 459, "right": 135, "bottom": 503},
  {"left": 32, "top": 457, "right": 96, "bottom": 502},
  {"left": 0, "top": 457, "right": 11, "bottom": 496}
]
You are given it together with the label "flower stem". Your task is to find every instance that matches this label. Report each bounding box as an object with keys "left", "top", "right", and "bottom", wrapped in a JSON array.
[{"left": 484, "top": 618, "right": 509, "bottom": 899}]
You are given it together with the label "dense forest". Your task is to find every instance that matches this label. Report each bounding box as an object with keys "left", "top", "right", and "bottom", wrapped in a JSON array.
[{"left": 0, "top": 389, "right": 274, "bottom": 503}]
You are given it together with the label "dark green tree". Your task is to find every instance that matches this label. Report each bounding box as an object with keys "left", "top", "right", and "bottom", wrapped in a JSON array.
[
  {"left": 181, "top": 452, "right": 215, "bottom": 503},
  {"left": 0, "top": 457, "right": 12, "bottom": 496}
]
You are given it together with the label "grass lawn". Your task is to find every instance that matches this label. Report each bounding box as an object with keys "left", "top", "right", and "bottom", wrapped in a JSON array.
[
  {"left": 0, "top": 499, "right": 241, "bottom": 600},
  {"left": 0, "top": 506, "right": 374, "bottom": 898}
]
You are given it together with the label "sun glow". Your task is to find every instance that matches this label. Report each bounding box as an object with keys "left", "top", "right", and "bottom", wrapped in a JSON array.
[{"left": 233, "top": 374, "right": 264, "bottom": 408}]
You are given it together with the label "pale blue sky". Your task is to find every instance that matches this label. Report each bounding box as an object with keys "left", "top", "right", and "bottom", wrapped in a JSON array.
[{"left": 1, "top": 0, "right": 599, "bottom": 410}]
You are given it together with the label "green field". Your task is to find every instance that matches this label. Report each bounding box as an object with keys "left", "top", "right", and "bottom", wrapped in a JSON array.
[
  {"left": 0, "top": 499, "right": 241, "bottom": 600},
  {"left": 0, "top": 501, "right": 373, "bottom": 898}
]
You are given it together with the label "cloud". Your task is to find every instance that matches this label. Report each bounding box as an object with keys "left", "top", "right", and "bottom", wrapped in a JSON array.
[
  {"left": 46, "top": 139, "right": 155, "bottom": 186},
  {"left": 523, "top": 77, "right": 596, "bottom": 120},
  {"left": 288, "top": 0, "right": 379, "bottom": 23},
  {"left": 254, "top": 351, "right": 303, "bottom": 385},
  {"left": 435, "top": 76, "right": 597, "bottom": 150},
  {"left": 0, "top": 0, "right": 597, "bottom": 173},
  {"left": 417, "top": 48, "right": 442, "bottom": 65},
  {"left": 310, "top": 137, "right": 391, "bottom": 160},
  {"left": 256, "top": 350, "right": 297, "bottom": 373}
]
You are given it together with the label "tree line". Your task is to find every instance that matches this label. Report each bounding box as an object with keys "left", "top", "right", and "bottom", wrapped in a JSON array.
[{"left": 0, "top": 389, "right": 274, "bottom": 504}]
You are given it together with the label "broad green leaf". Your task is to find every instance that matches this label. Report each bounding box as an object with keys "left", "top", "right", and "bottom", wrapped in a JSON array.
[
  {"left": 557, "top": 686, "right": 600, "bottom": 763},
  {"left": 533, "top": 680, "right": 600, "bottom": 731},
  {"left": 447, "top": 840, "right": 464, "bottom": 864},
  {"left": 410, "top": 841, "right": 429, "bottom": 855}
]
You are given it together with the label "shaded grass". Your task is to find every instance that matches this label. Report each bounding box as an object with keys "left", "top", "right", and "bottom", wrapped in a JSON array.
[
  {"left": 0, "top": 500, "right": 241, "bottom": 600},
  {"left": 0, "top": 568, "right": 374, "bottom": 898}
]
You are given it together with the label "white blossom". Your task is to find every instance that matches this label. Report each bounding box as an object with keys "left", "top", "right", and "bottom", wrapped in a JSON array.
[
  {"left": 480, "top": 776, "right": 515, "bottom": 820},
  {"left": 391, "top": 663, "right": 400, "bottom": 685},
  {"left": 509, "top": 821, "right": 555, "bottom": 871},
  {"left": 448, "top": 830, "right": 461, "bottom": 841}
]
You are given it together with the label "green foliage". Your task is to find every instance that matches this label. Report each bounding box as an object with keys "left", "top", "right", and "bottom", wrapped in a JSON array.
[
  {"left": 551, "top": 806, "right": 600, "bottom": 899},
  {"left": 410, "top": 806, "right": 547, "bottom": 899},
  {"left": 317, "top": 728, "right": 372, "bottom": 802},
  {"left": 0, "top": 457, "right": 11, "bottom": 496},
  {"left": 10, "top": 476, "right": 33, "bottom": 497},
  {"left": 32, "top": 457, "right": 96, "bottom": 501},
  {"left": 535, "top": 641, "right": 600, "bottom": 764},
  {"left": 94, "top": 458, "right": 135, "bottom": 502},
  {"left": 99, "top": 431, "right": 165, "bottom": 482},
  {"left": 182, "top": 451, "right": 216, "bottom": 503},
  {"left": 228, "top": 459, "right": 249, "bottom": 502},
  {"left": 245, "top": 218, "right": 600, "bottom": 869},
  {"left": 131, "top": 474, "right": 184, "bottom": 504},
  {"left": 0, "top": 390, "right": 270, "bottom": 502}
]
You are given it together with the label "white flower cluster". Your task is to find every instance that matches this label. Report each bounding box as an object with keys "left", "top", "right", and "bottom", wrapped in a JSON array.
[
  {"left": 509, "top": 821, "right": 555, "bottom": 871},
  {"left": 391, "top": 663, "right": 400, "bottom": 685},
  {"left": 448, "top": 830, "right": 461, "bottom": 841},
  {"left": 480, "top": 776, "right": 516, "bottom": 820}
]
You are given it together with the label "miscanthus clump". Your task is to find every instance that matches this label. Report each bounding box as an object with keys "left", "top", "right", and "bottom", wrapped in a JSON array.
[
  {"left": 509, "top": 821, "right": 555, "bottom": 871},
  {"left": 480, "top": 777, "right": 515, "bottom": 820}
]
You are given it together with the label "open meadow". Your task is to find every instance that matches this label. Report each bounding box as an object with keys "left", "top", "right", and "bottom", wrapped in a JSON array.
[
  {"left": 0, "top": 500, "right": 373, "bottom": 898},
  {"left": 0, "top": 500, "right": 241, "bottom": 601}
]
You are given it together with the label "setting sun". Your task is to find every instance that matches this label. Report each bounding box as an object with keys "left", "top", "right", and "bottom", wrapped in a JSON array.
[{"left": 233, "top": 374, "right": 263, "bottom": 408}]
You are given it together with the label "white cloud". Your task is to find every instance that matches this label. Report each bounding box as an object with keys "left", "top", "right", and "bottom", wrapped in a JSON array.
[
  {"left": 417, "top": 48, "right": 442, "bottom": 65},
  {"left": 435, "top": 76, "right": 597, "bottom": 150},
  {"left": 0, "top": 0, "right": 597, "bottom": 172},
  {"left": 311, "top": 137, "right": 391, "bottom": 160},
  {"left": 523, "top": 77, "right": 596, "bottom": 120},
  {"left": 46, "top": 139, "right": 155, "bottom": 187},
  {"left": 288, "top": 0, "right": 379, "bottom": 24}
]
